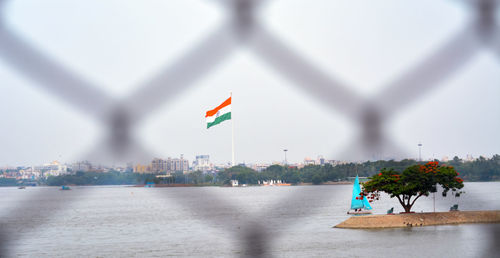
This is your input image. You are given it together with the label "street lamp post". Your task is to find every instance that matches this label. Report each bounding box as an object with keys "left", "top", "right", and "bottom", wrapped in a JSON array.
[
  {"left": 433, "top": 186, "right": 436, "bottom": 213},
  {"left": 418, "top": 143, "right": 422, "bottom": 162}
]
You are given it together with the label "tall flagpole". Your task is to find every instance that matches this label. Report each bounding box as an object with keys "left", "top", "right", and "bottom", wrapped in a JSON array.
[{"left": 231, "top": 92, "right": 235, "bottom": 167}]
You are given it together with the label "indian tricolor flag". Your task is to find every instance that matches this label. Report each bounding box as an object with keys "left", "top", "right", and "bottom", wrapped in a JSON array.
[{"left": 206, "top": 96, "right": 231, "bottom": 129}]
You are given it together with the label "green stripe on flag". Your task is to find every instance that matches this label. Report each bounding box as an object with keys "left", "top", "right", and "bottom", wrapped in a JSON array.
[{"left": 207, "top": 112, "right": 231, "bottom": 129}]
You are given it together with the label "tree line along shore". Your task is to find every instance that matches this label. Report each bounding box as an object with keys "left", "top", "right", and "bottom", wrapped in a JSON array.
[{"left": 1, "top": 156, "right": 499, "bottom": 187}]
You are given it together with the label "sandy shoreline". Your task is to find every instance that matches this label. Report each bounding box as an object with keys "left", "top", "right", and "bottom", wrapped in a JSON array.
[{"left": 335, "top": 210, "right": 500, "bottom": 229}]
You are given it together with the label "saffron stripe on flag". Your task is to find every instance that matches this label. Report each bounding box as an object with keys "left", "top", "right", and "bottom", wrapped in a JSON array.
[{"left": 206, "top": 97, "right": 231, "bottom": 117}]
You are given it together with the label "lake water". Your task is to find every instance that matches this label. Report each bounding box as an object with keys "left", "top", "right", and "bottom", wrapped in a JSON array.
[{"left": 0, "top": 182, "right": 499, "bottom": 257}]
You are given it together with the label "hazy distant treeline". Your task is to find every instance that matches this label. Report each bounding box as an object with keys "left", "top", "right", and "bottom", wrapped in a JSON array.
[
  {"left": 445, "top": 155, "right": 500, "bottom": 181},
  {"left": 2, "top": 155, "right": 499, "bottom": 186},
  {"left": 0, "top": 178, "right": 17, "bottom": 186},
  {"left": 44, "top": 171, "right": 157, "bottom": 186},
  {"left": 216, "top": 155, "right": 500, "bottom": 185}
]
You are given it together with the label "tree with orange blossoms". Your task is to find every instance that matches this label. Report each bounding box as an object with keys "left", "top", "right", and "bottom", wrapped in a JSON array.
[{"left": 363, "top": 161, "right": 464, "bottom": 213}]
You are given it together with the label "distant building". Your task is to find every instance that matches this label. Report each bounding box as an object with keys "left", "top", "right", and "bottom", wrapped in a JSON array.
[
  {"left": 169, "top": 155, "right": 189, "bottom": 172},
  {"left": 134, "top": 163, "right": 150, "bottom": 174},
  {"left": 251, "top": 163, "right": 270, "bottom": 172},
  {"left": 19, "top": 167, "right": 41, "bottom": 179},
  {"left": 151, "top": 158, "right": 167, "bottom": 173},
  {"left": 148, "top": 155, "right": 189, "bottom": 174},
  {"left": 304, "top": 157, "right": 316, "bottom": 166},
  {"left": 126, "top": 162, "right": 134, "bottom": 173},
  {"left": 193, "top": 155, "right": 211, "bottom": 171},
  {"left": 42, "top": 161, "right": 68, "bottom": 177},
  {"left": 72, "top": 160, "right": 92, "bottom": 172},
  {"left": 318, "top": 156, "right": 325, "bottom": 165},
  {"left": 326, "top": 160, "right": 348, "bottom": 166},
  {"left": 112, "top": 166, "right": 127, "bottom": 173}
]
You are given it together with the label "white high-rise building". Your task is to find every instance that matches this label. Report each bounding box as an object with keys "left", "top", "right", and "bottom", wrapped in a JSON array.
[
  {"left": 193, "top": 155, "right": 211, "bottom": 171},
  {"left": 43, "top": 161, "right": 68, "bottom": 177}
]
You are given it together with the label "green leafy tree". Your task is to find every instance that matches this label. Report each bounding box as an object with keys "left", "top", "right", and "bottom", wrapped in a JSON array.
[
  {"left": 282, "top": 168, "right": 301, "bottom": 184},
  {"left": 311, "top": 174, "right": 323, "bottom": 185},
  {"left": 190, "top": 171, "right": 203, "bottom": 184},
  {"left": 218, "top": 166, "right": 259, "bottom": 185},
  {"left": 262, "top": 165, "right": 285, "bottom": 181},
  {"left": 363, "top": 161, "right": 464, "bottom": 213},
  {"left": 204, "top": 174, "right": 214, "bottom": 184}
]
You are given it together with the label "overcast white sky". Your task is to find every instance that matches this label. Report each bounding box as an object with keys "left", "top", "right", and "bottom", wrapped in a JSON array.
[{"left": 0, "top": 0, "right": 499, "bottom": 166}]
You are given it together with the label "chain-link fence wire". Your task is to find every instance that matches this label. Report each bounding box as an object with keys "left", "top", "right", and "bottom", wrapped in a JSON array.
[{"left": 0, "top": 0, "right": 499, "bottom": 256}]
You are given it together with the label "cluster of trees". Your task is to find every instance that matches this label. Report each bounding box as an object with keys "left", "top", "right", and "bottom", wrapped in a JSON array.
[
  {"left": 446, "top": 155, "right": 500, "bottom": 181},
  {"left": 212, "top": 155, "right": 500, "bottom": 185},
  {"left": 214, "top": 160, "right": 419, "bottom": 185}
]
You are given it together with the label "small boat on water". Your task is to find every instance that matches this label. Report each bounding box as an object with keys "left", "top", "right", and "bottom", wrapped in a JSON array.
[
  {"left": 347, "top": 175, "right": 372, "bottom": 215},
  {"left": 18, "top": 186, "right": 26, "bottom": 189},
  {"left": 60, "top": 185, "right": 71, "bottom": 190}
]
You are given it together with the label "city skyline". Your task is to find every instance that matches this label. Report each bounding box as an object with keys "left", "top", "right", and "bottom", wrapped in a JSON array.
[{"left": 0, "top": 152, "right": 494, "bottom": 169}]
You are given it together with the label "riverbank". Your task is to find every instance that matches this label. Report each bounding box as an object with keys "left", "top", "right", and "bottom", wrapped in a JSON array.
[{"left": 335, "top": 210, "right": 500, "bottom": 229}]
